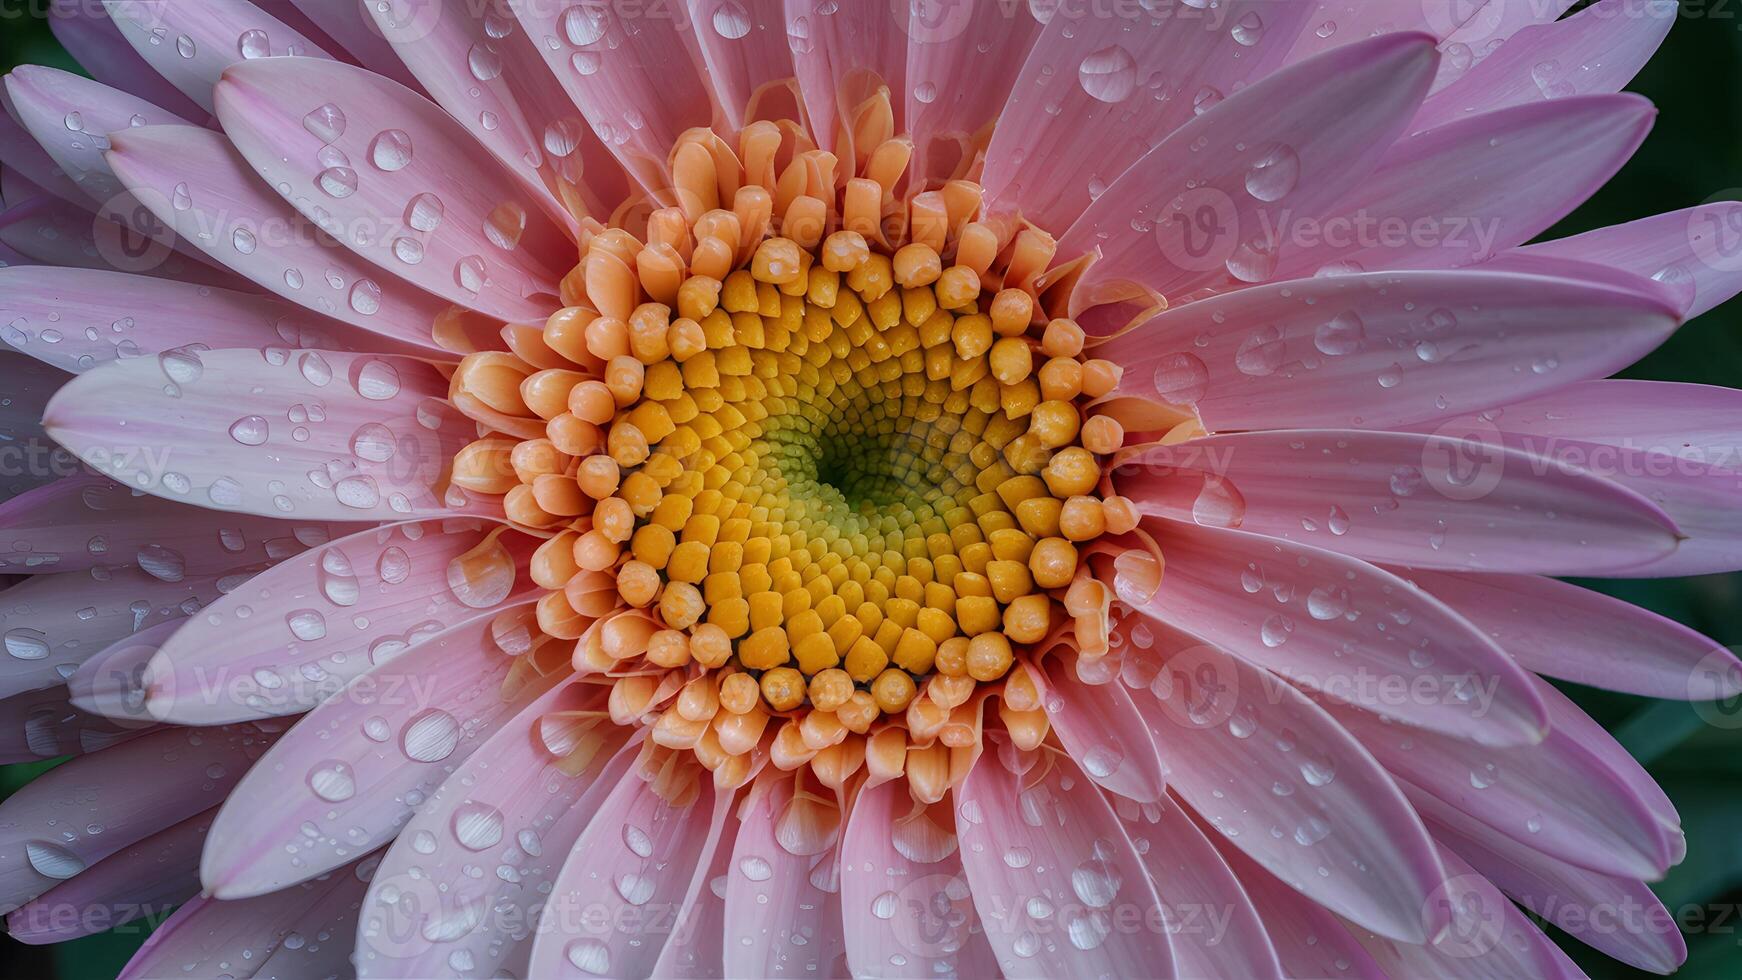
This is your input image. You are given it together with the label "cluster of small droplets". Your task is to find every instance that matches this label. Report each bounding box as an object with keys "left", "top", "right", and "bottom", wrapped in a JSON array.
[{"left": 448, "top": 103, "right": 1140, "bottom": 797}]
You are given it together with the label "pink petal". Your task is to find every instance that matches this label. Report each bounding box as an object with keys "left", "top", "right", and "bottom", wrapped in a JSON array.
[
  {"left": 201, "top": 601, "right": 554, "bottom": 899},
  {"left": 1349, "top": 845, "right": 1583, "bottom": 978},
  {"left": 105, "top": 124, "right": 462, "bottom": 350},
  {"left": 0, "top": 351, "right": 77, "bottom": 502},
  {"left": 213, "top": 57, "right": 569, "bottom": 321},
  {"left": 954, "top": 745, "right": 1173, "bottom": 977},
  {"left": 1428, "top": 0, "right": 1578, "bottom": 91},
  {"left": 0, "top": 193, "right": 239, "bottom": 287},
  {"left": 839, "top": 779, "right": 998, "bottom": 979},
  {"left": 649, "top": 813, "right": 735, "bottom": 979},
  {"left": 65, "top": 617, "right": 182, "bottom": 725},
  {"left": 0, "top": 722, "right": 274, "bottom": 910},
  {"left": 905, "top": 0, "right": 1042, "bottom": 184},
  {"left": 1465, "top": 379, "right": 1742, "bottom": 466},
  {"left": 511, "top": 0, "right": 715, "bottom": 195},
  {"left": 0, "top": 266, "right": 364, "bottom": 373},
  {"left": 1059, "top": 33, "right": 1438, "bottom": 321},
  {"left": 0, "top": 475, "right": 347, "bottom": 577},
  {"left": 721, "top": 771, "right": 849, "bottom": 978},
  {"left": 1099, "top": 266, "right": 1684, "bottom": 432},
  {"left": 1403, "top": 568, "right": 1742, "bottom": 700},
  {"left": 352, "top": 681, "right": 635, "bottom": 978},
  {"left": 784, "top": 0, "right": 908, "bottom": 159},
  {"left": 1327, "top": 684, "right": 1679, "bottom": 880},
  {"left": 0, "top": 567, "right": 223, "bottom": 701},
  {"left": 0, "top": 682, "right": 151, "bottom": 764},
  {"left": 121, "top": 855, "right": 373, "bottom": 980},
  {"left": 360, "top": 0, "right": 588, "bottom": 226},
  {"left": 1414, "top": 0, "right": 1675, "bottom": 132},
  {"left": 984, "top": 0, "right": 1309, "bottom": 232},
  {"left": 1035, "top": 653, "right": 1166, "bottom": 803},
  {"left": 5, "top": 808, "right": 210, "bottom": 944},
  {"left": 1122, "top": 617, "right": 1451, "bottom": 942},
  {"left": 44, "top": 349, "right": 489, "bottom": 521},
  {"left": 0, "top": 98, "right": 87, "bottom": 208},
  {"left": 144, "top": 519, "right": 533, "bottom": 726},
  {"left": 46, "top": 0, "right": 209, "bottom": 122},
  {"left": 1418, "top": 789, "right": 1685, "bottom": 973},
  {"left": 689, "top": 0, "right": 801, "bottom": 131},
  {"left": 1283, "top": 1, "right": 1471, "bottom": 65},
  {"left": 1528, "top": 202, "right": 1742, "bottom": 318},
  {"left": 1112, "top": 792, "right": 1283, "bottom": 978},
  {"left": 280, "top": 0, "right": 425, "bottom": 91},
  {"left": 1268, "top": 94, "right": 1654, "bottom": 280},
  {"left": 1211, "top": 836, "right": 1387, "bottom": 980},
  {"left": 2, "top": 65, "right": 225, "bottom": 269},
  {"left": 1138, "top": 521, "right": 1549, "bottom": 745},
  {"left": 1120, "top": 428, "right": 1679, "bottom": 574},
  {"left": 529, "top": 764, "right": 731, "bottom": 978},
  {"left": 100, "top": 0, "right": 337, "bottom": 113}
]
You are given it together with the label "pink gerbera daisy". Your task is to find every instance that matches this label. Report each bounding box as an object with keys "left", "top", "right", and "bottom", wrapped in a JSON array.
[{"left": 0, "top": 0, "right": 1738, "bottom": 976}]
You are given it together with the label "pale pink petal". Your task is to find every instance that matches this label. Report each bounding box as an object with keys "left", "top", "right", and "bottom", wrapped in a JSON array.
[
  {"left": 1120, "top": 429, "right": 1679, "bottom": 574},
  {"left": 1060, "top": 33, "right": 1438, "bottom": 322},
  {"left": 0, "top": 352, "right": 77, "bottom": 501},
  {"left": 1429, "top": 0, "right": 1578, "bottom": 91},
  {"left": 251, "top": 861, "right": 378, "bottom": 979},
  {"left": 1349, "top": 845, "right": 1583, "bottom": 978},
  {"left": 282, "top": 0, "right": 424, "bottom": 91},
  {"left": 0, "top": 682, "right": 151, "bottom": 764},
  {"left": 0, "top": 722, "right": 274, "bottom": 910},
  {"left": 1402, "top": 568, "right": 1742, "bottom": 701},
  {"left": 361, "top": 0, "right": 586, "bottom": 226},
  {"left": 5, "top": 808, "right": 210, "bottom": 944},
  {"left": 213, "top": 57, "right": 569, "bottom": 321},
  {"left": 1284, "top": 1, "right": 1471, "bottom": 64},
  {"left": 65, "top": 617, "right": 182, "bottom": 725},
  {"left": 1462, "top": 379, "right": 1742, "bottom": 467},
  {"left": 201, "top": 602, "right": 555, "bottom": 898},
  {"left": 904, "top": 0, "right": 1041, "bottom": 183},
  {"left": 352, "top": 681, "right": 635, "bottom": 978},
  {"left": 1099, "top": 266, "right": 1684, "bottom": 431},
  {"left": 0, "top": 474, "right": 345, "bottom": 577},
  {"left": 0, "top": 567, "right": 224, "bottom": 701},
  {"left": 0, "top": 99, "right": 86, "bottom": 207},
  {"left": 1210, "top": 835, "right": 1387, "bottom": 980},
  {"left": 100, "top": 0, "right": 336, "bottom": 113},
  {"left": 1112, "top": 792, "right": 1283, "bottom": 978},
  {"left": 46, "top": 0, "right": 209, "bottom": 122},
  {"left": 722, "top": 771, "right": 849, "bottom": 978},
  {"left": 529, "top": 766, "right": 731, "bottom": 978},
  {"left": 839, "top": 778, "right": 998, "bottom": 979},
  {"left": 0, "top": 267, "right": 365, "bottom": 374},
  {"left": 1521, "top": 204, "right": 1742, "bottom": 319},
  {"left": 144, "top": 519, "right": 533, "bottom": 726},
  {"left": 121, "top": 855, "right": 373, "bottom": 980},
  {"left": 688, "top": 0, "right": 800, "bottom": 130},
  {"left": 1138, "top": 521, "right": 1549, "bottom": 745},
  {"left": 511, "top": 0, "right": 715, "bottom": 195},
  {"left": 1530, "top": 680, "right": 1679, "bottom": 834},
  {"left": 0, "top": 193, "right": 240, "bottom": 287},
  {"left": 1123, "top": 618, "right": 1451, "bottom": 943},
  {"left": 984, "top": 0, "right": 1309, "bottom": 232},
  {"left": 1414, "top": 0, "right": 1675, "bottom": 131},
  {"left": 106, "top": 125, "right": 464, "bottom": 350},
  {"left": 954, "top": 744, "right": 1173, "bottom": 977},
  {"left": 1035, "top": 653, "right": 1166, "bottom": 803},
  {"left": 784, "top": 0, "right": 908, "bottom": 158},
  {"left": 2, "top": 65, "right": 225, "bottom": 269},
  {"left": 1328, "top": 689, "right": 1679, "bottom": 880},
  {"left": 44, "top": 349, "right": 490, "bottom": 521},
  {"left": 1268, "top": 95, "right": 1654, "bottom": 280},
  {"left": 1417, "top": 789, "right": 1684, "bottom": 973},
  {"left": 649, "top": 814, "right": 734, "bottom": 979}
]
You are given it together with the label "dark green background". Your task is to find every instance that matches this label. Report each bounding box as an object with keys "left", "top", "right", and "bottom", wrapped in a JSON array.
[{"left": 3, "top": 2, "right": 1742, "bottom": 977}]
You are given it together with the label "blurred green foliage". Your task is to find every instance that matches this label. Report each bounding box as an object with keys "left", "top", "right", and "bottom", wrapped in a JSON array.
[{"left": 3, "top": 2, "right": 1742, "bottom": 978}]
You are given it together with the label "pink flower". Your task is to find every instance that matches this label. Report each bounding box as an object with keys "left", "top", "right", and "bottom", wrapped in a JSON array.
[{"left": 0, "top": 0, "right": 1735, "bottom": 976}]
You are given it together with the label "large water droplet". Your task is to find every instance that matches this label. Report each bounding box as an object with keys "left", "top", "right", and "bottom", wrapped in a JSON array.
[
  {"left": 228, "top": 415, "right": 269, "bottom": 446},
  {"left": 1078, "top": 45, "right": 1136, "bottom": 103},
  {"left": 302, "top": 103, "right": 346, "bottom": 143},
  {"left": 308, "top": 760, "right": 355, "bottom": 801},
  {"left": 401, "top": 708, "right": 461, "bottom": 762},
  {"left": 1244, "top": 143, "right": 1300, "bottom": 203},
  {"left": 369, "top": 129, "right": 414, "bottom": 172}
]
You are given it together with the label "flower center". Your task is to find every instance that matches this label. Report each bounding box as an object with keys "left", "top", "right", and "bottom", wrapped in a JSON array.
[{"left": 446, "top": 114, "right": 1144, "bottom": 796}]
